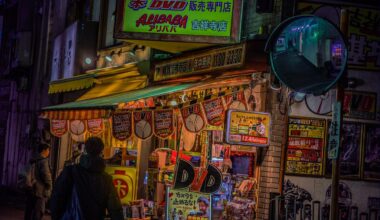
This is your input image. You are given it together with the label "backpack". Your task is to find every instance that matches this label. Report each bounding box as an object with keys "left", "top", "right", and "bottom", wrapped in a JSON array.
[
  {"left": 61, "top": 166, "right": 84, "bottom": 220},
  {"left": 17, "top": 161, "right": 37, "bottom": 191}
]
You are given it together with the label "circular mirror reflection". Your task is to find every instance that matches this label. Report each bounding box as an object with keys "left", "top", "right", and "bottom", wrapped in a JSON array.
[{"left": 269, "top": 16, "right": 347, "bottom": 94}]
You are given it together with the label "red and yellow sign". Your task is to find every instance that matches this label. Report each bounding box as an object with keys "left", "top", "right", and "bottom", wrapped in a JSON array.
[
  {"left": 105, "top": 166, "right": 137, "bottom": 204},
  {"left": 50, "top": 120, "right": 68, "bottom": 137}
]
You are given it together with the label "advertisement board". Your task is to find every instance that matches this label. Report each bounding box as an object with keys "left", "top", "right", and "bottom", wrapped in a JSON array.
[
  {"left": 167, "top": 188, "right": 211, "bottom": 220},
  {"left": 105, "top": 166, "right": 137, "bottom": 204},
  {"left": 225, "top": 110, "right": 271, "bottom": 147},
  {"left": 286, "top": 117, "right": 326, "bottom": 176},
  {"left": 115, "top": 0, "right": 242, "bottom": 43}
]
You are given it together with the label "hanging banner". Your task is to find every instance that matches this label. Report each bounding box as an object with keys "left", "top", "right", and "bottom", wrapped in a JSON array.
[
  {"left": 154, "top": 109, "right": 174, "bottom": 139},
  {"left": 50, "top": 120, "right": 68, "bottom": 137},
  {"left": 223, "top": 91, "right": 247, "bottom": 110},
  {"left": 112, "top": 111, "right": 133, "bottom": 141},
  {"left": 87, "top": 119, "right": 104, "bottom": 135},
  {"left": 225, "top": 110, "right": 271, "bottom": 147},
  {"left": 201, "top": 97, "right": 225, "bottom": 126},
  {"left": 167, "top": 188, "right": 211, "bottom": 220},
  {"left": 181, "top": 103, "right": 205, "bottom": 133},
  {"left": 133, "top": 110, "right": 153, "bottom": 139},
  {"left": 69, "top": 120, "right": 86, "bottom": 135}
]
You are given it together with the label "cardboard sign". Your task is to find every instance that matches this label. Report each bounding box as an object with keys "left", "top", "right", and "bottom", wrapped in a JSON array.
[
  {"left": 133, "top": 111, "right": 153, "bottom": 139},
  {"left": 87, "top": 119, "right": 104, "bottom": 135},
  {"left": 50, "top": 120, "right": 68, "bottom": 137},
  {"left": 225, "top": 110, "right": 271, "bottom": 147},
  {"left": 105, "top": 166, "right": 137, "bottom": 204},
  {"left": 202, "top": 98, "right": 225, "bottom": 126},
  {"left": 112, "top": 111, "right": 132, "bottom": 141},
  {"left": 224, "top": 91, "right": 247, "bottom": 110},
  {"left": 181, "top": 103, "right": 205, "bottom": 133},
  {"left": 154, "top": 109, "right": 174, "bottom": 139},
  {"left": 168, "top": 188, "right": 211, "bottom": 220}
]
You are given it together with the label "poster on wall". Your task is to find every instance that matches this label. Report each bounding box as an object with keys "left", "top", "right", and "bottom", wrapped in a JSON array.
[
  {"left": 364, "top": 124, "right": 380, "bottom": 180},
  {"left": 223, "top": 91, "right": 247, "bottom": 110},
  {"left": 286, "top": 117, "right": 326, "bottom": 176},
  {"left": 154, "top": 109, "right": 174, "bottom": 139},
  {"left": 202, "top": 97, "right": 225, "bottom": 126},
  {"left": 50, "top": 120, "right": 68, "bottom": 137},
  {"left": 87, "top": 119, "right": 104, "bottom": 135},
  {"left": 225, "top": 110, "right": 271, "bottom": 147},
  {"left": 133, "top": 110, "right": 153, "bottom": 139},
  {"left": 343, "top": 91, "right": 376, "bottom": 120},
  {"left": 325, "top": 122, "right": 362, "bottom": 177},
  {"left": 112, "top": 111, "right": 133, "bottom": 141},
  {"left": 167, "top": 188, "right": 211, "bottom": 220},
  {"left": 181, "top": 103, "right": 205, "bottom": 133}
]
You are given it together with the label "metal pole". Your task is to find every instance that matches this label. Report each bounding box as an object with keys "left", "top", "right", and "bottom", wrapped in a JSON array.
[{"left": 330, "top": 9, "right": 348, "bottom": 220}]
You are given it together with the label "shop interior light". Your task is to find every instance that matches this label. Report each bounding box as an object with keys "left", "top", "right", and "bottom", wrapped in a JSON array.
[
  {"left": 84, "top": 57, "right": 92, "bottom": 65},
  {"left": 105, "top": 55, "right": 112, "bottom": 62},
  {"left": 168, "top": 99, "right": 178, "bottom": 107}
]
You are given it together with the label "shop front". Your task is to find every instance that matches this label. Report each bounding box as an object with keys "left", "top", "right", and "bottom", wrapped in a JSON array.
[{"left": 41, "top": 37, "right": 287, "bottom": 219}]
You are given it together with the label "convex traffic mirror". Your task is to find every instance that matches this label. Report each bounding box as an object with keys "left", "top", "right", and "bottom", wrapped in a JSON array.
[{"left": 265, "top": 15, "right": 347, "bottom": 95}]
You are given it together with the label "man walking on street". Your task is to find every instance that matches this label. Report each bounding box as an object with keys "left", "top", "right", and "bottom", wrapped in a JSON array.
[
  {"left": 24, "top": 143, "right": 52, "bottom": 220},
  {"left": 51, "top": 137, "right": 123, "bottom": 220}
]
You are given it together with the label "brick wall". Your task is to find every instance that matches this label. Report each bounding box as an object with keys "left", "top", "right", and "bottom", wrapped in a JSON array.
[{"left": 256, "top": 85, "right": 287, "bottom": 219}]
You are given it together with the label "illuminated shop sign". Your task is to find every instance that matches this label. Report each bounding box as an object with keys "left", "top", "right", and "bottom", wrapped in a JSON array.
[{"left": 115, "top": 0, "right": 242, "bottom": 43}]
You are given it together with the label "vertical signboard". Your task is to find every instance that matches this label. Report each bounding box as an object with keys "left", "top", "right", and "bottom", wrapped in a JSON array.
[
  {"left": 328, "top": 102, "right": 341, "bottom": 159},
  {"left": 286, "top": 117, "right": 326, "bottom": 176},
  {"left": 115, "top": 0, "right": 242, "bottom": 43}
]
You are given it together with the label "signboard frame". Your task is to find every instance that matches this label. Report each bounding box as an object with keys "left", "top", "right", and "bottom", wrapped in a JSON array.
[
  {"left": 154, "top": 43, "right": 246, "bottom": 81},
  {"left": 115, "top": 0, "right": 242, "bottom": 44},
  {"left": 325, "top": 121, "right": 363, "bottom": 179},
  {"left": 225, "top": 110, "right": 271, "bottom": 147},
  {"left": 166, "top": 187, "right": 212, "bottom": 220},
  {"left": 285, "top": 116, "right": 327, "bottom": 176}
]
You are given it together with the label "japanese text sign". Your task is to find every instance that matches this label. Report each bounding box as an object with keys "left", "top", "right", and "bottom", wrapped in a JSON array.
[
  {"left": 225, "top": 110, "right": 271, "bottom": 147},
  {"left": 116, "top": 0, "right": 241, "bottom": 43},
  {"left": 286, "top": 117, "right": 326, "bottom": 176},
  {"left": 112, "top": 111, "right": 133, "bottom": 141},
  {"left": 167, "top": 188, "right": 211, "bottom": 220},
  {"left": 328, "top": 102, "right": 341, "bottom": 159},
  {"left": 154, "top": 109, "right": 174, "bottom": 139}
]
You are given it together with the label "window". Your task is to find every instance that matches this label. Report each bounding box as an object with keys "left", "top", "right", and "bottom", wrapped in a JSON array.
[{"left": 99, "top": 0, "right": 121, "bottom": 48}]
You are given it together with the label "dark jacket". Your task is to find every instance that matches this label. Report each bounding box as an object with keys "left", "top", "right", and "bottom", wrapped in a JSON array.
[
  {"left": 32, "top": 154, "right": 52, "bottom": 198},
  {"left": 51, "top": 154, "right": 123, "bottom": 220}
]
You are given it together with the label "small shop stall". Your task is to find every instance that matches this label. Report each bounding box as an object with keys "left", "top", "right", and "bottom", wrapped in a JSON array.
[{"left": 42, "top": 40, "right": 271, "bottom": 219}]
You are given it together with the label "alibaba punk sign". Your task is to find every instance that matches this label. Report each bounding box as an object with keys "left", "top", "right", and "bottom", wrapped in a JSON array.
[{"left": 115, "top": 0, "right": 242, "bottom": 43}]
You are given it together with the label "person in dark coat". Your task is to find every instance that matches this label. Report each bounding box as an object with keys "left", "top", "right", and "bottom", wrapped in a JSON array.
[
  {"left": 24, "top": 143, "right": 52, "bottom": 220},
  {"left": 50, "top": 137, "right": 123, "bottom": 220}
]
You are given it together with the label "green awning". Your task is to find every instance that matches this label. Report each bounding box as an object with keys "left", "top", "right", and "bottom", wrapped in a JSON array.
[{"left": 43, "top": 83, "right": 196, "bottom": 110}]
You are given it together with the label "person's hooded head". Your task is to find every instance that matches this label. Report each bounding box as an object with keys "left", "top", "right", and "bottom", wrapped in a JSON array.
[
  {"left": 197, "top": 197, "right": 209, "bottom": 215},
  {"left": 80, "top": 137, "right": 106, "bottom": 172}
]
